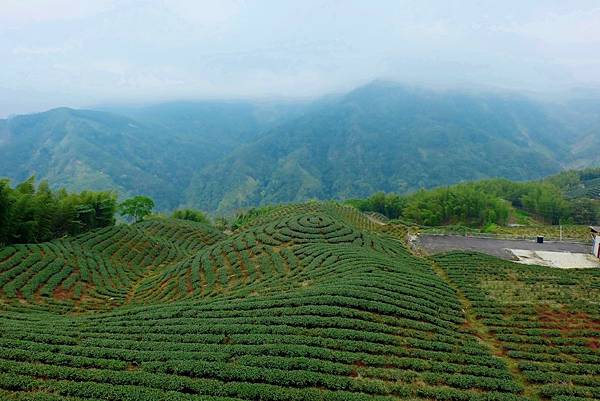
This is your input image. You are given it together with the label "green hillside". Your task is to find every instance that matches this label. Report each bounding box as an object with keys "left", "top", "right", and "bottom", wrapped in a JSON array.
[
  {"left": 559, "top": 95, "right": 600, "bottom": 169},
  {"left": 546, "top": 168, "right": 600, "bottom": 200},
  {"left": 108, "top": 100, "right": 308, "bottom": 148},
  {"left": 187, "top": 82, "right": 569, "bottom": 213},
  {"left": 4, "top": 82, "right": 600, "bottom": 213},
  {"left": 569, "top": 178, "right": 600, "bottom": 199},
  {"left": 0, "top": 203, "right": 598, "bottom": 401},
  {"left": 0, "top": 107, "right": 221, "bottom": 209},
  {"left": 0, "top": 102, "right": 299, "bottom": 210},
  {"left": 433, "top": 252, "right": 600, "bottom": 400}
]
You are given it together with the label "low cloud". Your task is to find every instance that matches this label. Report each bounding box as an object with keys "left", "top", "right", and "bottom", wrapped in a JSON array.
[{"left": 1, "top": 1, "right": 599, "bottom": 116}]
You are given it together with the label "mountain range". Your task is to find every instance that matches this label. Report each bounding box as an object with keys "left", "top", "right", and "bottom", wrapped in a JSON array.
[{"left": 1, "top": 81, "right": 598, "bottom": 213}]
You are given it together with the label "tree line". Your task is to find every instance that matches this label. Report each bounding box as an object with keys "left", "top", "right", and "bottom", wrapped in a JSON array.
[
  {"left": 0, "top": 177, "right": 117, "bottom": 245},
  {"left": 3, "top": 174, "right": 598, "bottom": 245},
  {"left": 0, "top": 177, "right": 213, "bottom": 246},
  {"left": 347, "top": 179, "right": 600, "bottom": 227}
]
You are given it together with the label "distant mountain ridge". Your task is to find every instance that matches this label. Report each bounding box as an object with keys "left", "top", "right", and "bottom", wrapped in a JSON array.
[
  {"left": 1, "top": 81, "right": 598, "bottom": 212},
  {"left": 0, "top": 102, "right": 300, "bottom": 209},
  {"left": 188, "top": 82, "right": 572, "bottom": 212},
  {"left": 0, "top": 107, "right": 219, "bottom": 208}
]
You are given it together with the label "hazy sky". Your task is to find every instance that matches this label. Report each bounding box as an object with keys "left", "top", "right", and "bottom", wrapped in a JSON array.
[{"left": 1, "top": 0, "right": 599, "bottom": 116}]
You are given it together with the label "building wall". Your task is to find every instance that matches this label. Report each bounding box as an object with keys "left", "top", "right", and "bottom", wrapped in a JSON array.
[{"left": 593, "top": 235, "right": 600, "bottom": 258}]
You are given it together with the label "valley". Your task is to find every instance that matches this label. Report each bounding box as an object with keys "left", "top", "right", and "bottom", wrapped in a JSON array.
[{"left": 2, "top": 82, "right": 599, "bottom": 213}]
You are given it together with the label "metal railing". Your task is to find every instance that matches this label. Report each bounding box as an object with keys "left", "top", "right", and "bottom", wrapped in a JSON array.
[{"left": 420, "top": 229, "right": 590, "bottom": 244}]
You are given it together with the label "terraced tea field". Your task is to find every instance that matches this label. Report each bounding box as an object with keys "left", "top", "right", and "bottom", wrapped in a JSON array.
[
  {"left": 433, "top": 252, "right": 600, "bottom": 401},
  {"left": 567, "top": 177, "right": 600, "bottom": 200},
  {"left": 0, "top": 203, "right": 598, "bottom": 401}
]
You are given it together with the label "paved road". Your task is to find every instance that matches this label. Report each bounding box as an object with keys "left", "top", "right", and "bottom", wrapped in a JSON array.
[{"left": 417, "top": 234, "right": 591, "bottom": 260}]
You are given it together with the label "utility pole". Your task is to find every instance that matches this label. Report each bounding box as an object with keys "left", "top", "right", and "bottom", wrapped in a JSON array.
[{"left": 559, "top": 224, "right": 563, "bottom": 242}]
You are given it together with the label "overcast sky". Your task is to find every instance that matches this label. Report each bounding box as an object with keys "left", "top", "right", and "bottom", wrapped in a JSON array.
[{"left": 1, "top": 0, "right": 599, "bottom": 117}]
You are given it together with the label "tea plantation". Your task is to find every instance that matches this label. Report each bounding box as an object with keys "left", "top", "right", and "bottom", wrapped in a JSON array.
[
  {"left": 0, "top": 203, "right": 598, "bottom": 401},
  {"left": 433, "top": 252, "right": 600, "bottom": 401}
]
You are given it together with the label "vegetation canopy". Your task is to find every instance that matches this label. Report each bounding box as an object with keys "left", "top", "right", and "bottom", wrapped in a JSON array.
[
  {"left": 4, "top": 82, "right": 600, "bottom": 213},
  {"left": 348, "top": 177, "right": 600, "bottom": 227},
  {"left": 172, "top": 208, "right": 210, "bottom": 224},
  {"left": 118, "top": 196, "right": 155, "bottom": 223},
  {"left": 0, "top": 200, "right": 597, "bottom": 401},
  {"left": 0, "top": 177, "right": 116, "bottom": 246}
]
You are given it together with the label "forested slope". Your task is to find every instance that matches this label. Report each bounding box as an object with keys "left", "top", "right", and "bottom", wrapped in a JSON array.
[
  {"left": 188, "top": 82, "right": 569, "bottom": 212},
  {"left": 4, "top": 81, "right": 599, "bottom": 213},
  {"left": 0, "top": 107, "right": 217, "bottom": 209},
  {"left": 0, "top": 101, "right": 299, "bottom": 210}
]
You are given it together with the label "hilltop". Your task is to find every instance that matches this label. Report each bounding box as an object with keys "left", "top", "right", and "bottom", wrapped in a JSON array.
[
  {"left": 547, "top": 168, "right": 600, "bottom": 200},
  {"left": 0, "top": 203, "right": 598, "bottom": 401},
  {"left": 2, "top": 82, "right": 600, "bottom": 212},
  {"left": 0, "top": 102, "right": 302, "bottom": 210},
  {"left": 191, "top": 82, "right": 569, "bottom": 212}
]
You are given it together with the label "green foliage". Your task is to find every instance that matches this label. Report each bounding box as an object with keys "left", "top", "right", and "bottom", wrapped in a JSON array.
[
  {"left": 546, "top": 167, "right": 600, "bottom": 197},
  {"left": 568, "top": 198, "right": 600, "bottom": 225},
  {"left": 349, "top": 177, "right": 600, "bottom": 227},
  {"left": 346, "top": 192, "right": 406, "bottom": 220},
  {"left": 404, "top": 186, "right": 510, "bottom": 227},
  {"left": 434, "top": 252, "right": 600, "bottom": 401},
  {"left": 0, "top": 177, "right": 116, "bottom": 245},
  {"left": 212, "top": 216, "right": 230, "bottom": 231},
  {"left": 538, "top": 169, "right": 600, "bottom": 224},
  {"left": 171, "top": 209, "right": 210, "bottom": 224},
  {"left": 118, "top": 196, "right": 154, "bottom": 223},
  {"left": 230, "top": 206, "right": 278, "bottom": 230},
  {"left": 0, "top": 202, "right": 597, "bottom": 400},
  {"left": 348, "top": 184, "right": 510, "bottom": 227}
]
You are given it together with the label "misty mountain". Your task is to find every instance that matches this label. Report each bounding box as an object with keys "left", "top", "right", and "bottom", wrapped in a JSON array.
[
  {"left": 557, "top": 95, "right": 600, "bottom": 168},
  {"left": 1, "top": 82, "right": 597, "bottom": 213},
  {"left": 0, "top": 102, "right": 299, "bottom": 209},
  {"left": 188, "top": 82, "right": 571, "bottom": 212},
  {"left": 0, "top": 107, "right": 209, "bottom": 208},
  {"left": 102, "top": 100, "right": 309, "bottom": 148}
]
